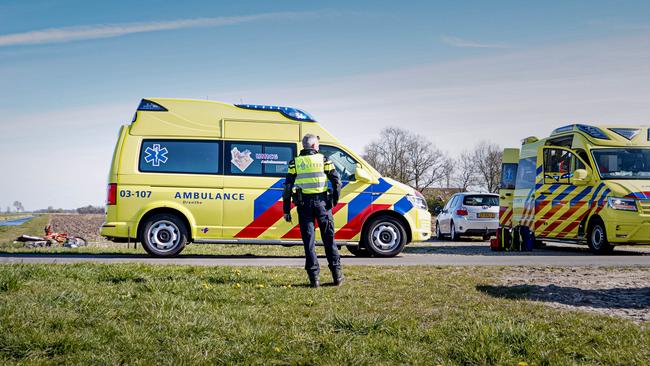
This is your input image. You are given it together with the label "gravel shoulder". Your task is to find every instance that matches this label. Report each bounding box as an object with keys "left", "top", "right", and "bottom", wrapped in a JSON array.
[{"left": 481, "top": 267, "right": 650, "bottom": 323}]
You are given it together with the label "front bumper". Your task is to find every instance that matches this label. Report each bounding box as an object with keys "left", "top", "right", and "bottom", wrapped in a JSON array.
[
  {"left": 605, "top": 220, "right": 650, "bottom": 244},
  {"left": 411, "top": 209, "right": 432, "bottom": 242}
]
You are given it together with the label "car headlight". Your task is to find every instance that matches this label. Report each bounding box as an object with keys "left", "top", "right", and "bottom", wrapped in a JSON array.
[
  {"left": 407, "top": 194, "right": 427, "bottom": 210},
  {"left": 607, "top": 197, "right": 637, "bottom": 211}
]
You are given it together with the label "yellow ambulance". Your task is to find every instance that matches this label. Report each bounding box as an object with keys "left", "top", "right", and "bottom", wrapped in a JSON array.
[
  {"left": 101, "top": 98, "right": 431, "bottom": 257},
  {"left": 507, "top": 124, "right": 650, "bottom": 253}
]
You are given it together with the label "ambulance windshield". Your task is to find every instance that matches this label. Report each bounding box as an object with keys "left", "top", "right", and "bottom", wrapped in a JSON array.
[{"left": 592, "top": 148, "right": 650, "bottom": 179}]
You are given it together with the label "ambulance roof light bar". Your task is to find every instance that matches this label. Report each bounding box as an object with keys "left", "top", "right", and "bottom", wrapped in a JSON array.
[
  {"left": 235, "top": 104, "right": 316, "bottom": 122},
  {"left": 137, "top": 99, "right": 168, "bottom": 112},
  {"left": 551, "top": 124, "right": 610, "bottom": 140}
]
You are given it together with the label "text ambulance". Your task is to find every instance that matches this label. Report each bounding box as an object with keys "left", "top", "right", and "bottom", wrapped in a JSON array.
[
  {"left": 500, "top": 124, "right": 650, "bottom": 253},
  {"left": 101, "top": 98, "right": 431, "bottom": 257}
]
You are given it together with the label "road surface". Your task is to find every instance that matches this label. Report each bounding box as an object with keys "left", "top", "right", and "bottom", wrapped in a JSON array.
[{"left": 1, "top": 241, "right": 649, "bottom": 267}]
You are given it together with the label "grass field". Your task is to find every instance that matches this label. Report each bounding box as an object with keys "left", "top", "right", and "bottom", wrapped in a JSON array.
[
  {"left": 0, "top": 264, "right": 648, "bottom": 365},
  {"left": 0, "top": 214, "right": 49, "bottom": 240}
]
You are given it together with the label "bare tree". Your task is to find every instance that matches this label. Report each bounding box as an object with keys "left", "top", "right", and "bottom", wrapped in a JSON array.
[
  {"left": 12, "top": 201, "right": 24, "bottom": 213},
  {"left": 454, "top": 150, "right": 477, "bottom": 191},
  {"left": 404, "top": 135, "right": 448, "bottom": 191},
  {"left": 441, "top": 156, "right": 455, "bottom": 188},
  {"left": 363, "top": 127, "right": 446, "bottom": 191},
  {"left": 472, "top": 141, "right": 502, "bottom": 193}
]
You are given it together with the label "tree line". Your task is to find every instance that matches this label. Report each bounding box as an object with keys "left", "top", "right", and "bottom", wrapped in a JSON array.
[
  {"left": 362, "top": 127, "right": 503, "bottom": 199},
  {"left": 3, "top": 202, "right": 104, "bottom": 214}
]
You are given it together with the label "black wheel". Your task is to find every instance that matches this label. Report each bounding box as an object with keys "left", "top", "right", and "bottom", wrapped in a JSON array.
[
  {"left": 435, "top": 221, "right": 446, "bottom": 240},
  {"left": 346, "top": 244, "right": 371, "bottom": 257},
  {"left": 363, "top": 215, "right": 407, "bottom": 257},
  {"left": 140, "top": 213, "right": 188, "bottom": 257},
  {"left": 587, "top": 218, "right": 613, "bottom": 254},
  {"left": 450, "top": 221, "right": 460, "bottom": 241}
]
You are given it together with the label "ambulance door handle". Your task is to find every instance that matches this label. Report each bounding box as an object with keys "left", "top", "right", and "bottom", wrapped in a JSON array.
[{"left": 541, "top": 191, "right": 552, "bottom": 195}]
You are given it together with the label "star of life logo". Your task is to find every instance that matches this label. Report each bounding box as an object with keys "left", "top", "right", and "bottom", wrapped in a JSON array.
[{"left": 144, "top": 144, "right": 169, "bottom": 167}]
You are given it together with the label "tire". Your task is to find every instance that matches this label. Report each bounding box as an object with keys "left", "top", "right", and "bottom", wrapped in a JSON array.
[
  {"left": 450, "top": 221, "right": 460, "bottom": 241},
  {"left": 587, "top": 218, "right": 613, "bottom": 254},
  {"left": 140, "top": 213, "right": 188, "bottom": 257},
  {"left": 346, "top": 244, "right": 371, "bottom": 257},
  {"left": 363, "top": 215, "right": 407, "bottom": 257},
  {"left": 435, "top": 222, "right": 446, "bottom": 240}
]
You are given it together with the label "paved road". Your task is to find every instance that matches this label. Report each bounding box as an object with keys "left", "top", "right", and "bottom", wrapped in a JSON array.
[{"left": 2, "top": 241, "right": 649, "bottom": 267}]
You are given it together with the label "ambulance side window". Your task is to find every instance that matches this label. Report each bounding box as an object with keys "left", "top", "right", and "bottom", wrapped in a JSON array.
[
  {"left": 320, "top": 145, "right": 357, "bottom": 181},
  {"left": 543, "top": 148, "right": 574, "bottom": 184},
  {"left": 225, "top": 141, "right": 296, "bottom": 177},
  {"left": 500, "top": 163, "right": 518, "bottom": 189},
  {"left": 139, "top": 140, "right": 221, "bottom": 174},
  {"left": 514, "top": 157, "right": 536, "bottom": 190}
]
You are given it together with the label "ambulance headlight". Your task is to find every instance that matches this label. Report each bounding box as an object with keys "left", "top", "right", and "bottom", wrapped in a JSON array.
[
  {"left": 407, "top": 193, "right": 427, "bottom": 210},
  {"left": 607, "top": 197, "right": 637, "bottom": 211}
]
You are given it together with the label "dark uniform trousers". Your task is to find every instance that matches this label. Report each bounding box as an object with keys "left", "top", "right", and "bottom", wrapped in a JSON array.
[{"left": 297, "top": 193, "right": 341, "bottom": 276}]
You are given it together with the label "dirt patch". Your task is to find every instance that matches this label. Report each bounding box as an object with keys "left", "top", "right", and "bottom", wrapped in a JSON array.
[
  {"left": 50, "top": 214, "right": 105, "bottom": 243},
  {"left": 483, "top": 267, "right": 650, "bottom": 323}
]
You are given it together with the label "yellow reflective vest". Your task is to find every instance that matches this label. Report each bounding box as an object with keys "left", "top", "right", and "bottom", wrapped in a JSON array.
[{"left": 289, "top": 153, "right": 334, "bottom": 194}]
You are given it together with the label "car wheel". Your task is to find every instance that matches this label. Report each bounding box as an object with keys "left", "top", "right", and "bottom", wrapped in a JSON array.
[
  {"left": 363, "top": 215, "right": 407, "bottom": 257},
  {"left": 346, "top": 244, "right": 371, "bottom": 257},
  {"left": 587, "top": 218, "right": 613, "bottom": 254},
  {"left": 435, "top": 222, "right": 445, "bottom": 240},
  {"left": 450, "top": 221, "right": 460, "bottom": 241},
  {"left": 141, "top": 213, "right": 188, "bottom": 257}
]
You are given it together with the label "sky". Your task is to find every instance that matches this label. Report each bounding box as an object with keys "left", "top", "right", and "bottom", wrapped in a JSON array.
[{"left": 0, "top": 0, "right": 649, "bottom": 210}]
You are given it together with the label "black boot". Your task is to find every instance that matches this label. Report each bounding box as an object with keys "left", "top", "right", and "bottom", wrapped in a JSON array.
[
  {"left": 331, "top": 268, "right": 345, "bottom": 286},
  {"left": 308, "top": 273, "right": 320, "bottom": 288}
]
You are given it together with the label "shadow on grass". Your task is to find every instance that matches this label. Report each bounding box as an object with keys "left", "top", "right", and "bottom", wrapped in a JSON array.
[{"left": 477, "top": 284, "right": 650, "bottom": 310}]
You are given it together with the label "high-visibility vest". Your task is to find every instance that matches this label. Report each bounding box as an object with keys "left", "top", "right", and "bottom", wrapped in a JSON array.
[{"left": 293, "top": 153, "right": 329, "bottom": 194}]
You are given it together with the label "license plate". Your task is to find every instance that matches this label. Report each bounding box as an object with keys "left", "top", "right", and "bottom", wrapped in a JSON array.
[{"left": 478, "top": 213, "right": 495, "bottom": 218}]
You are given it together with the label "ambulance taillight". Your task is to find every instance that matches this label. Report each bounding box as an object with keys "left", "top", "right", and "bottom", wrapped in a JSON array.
[{"left": 107, "top": 183, "right": 117, "bottom": 205}]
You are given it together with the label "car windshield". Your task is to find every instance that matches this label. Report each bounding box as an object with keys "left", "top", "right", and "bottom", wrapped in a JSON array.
[
  {"left": 463, "top": 195, "right": 499, "bottom": 206},
  {"left": 592, "top": 148, "right": 650, "bottom": 179}
]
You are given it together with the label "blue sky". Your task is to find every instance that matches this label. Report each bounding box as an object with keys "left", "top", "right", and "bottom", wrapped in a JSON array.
[{"left": 1, "top": 1, "right": 649, "bottom": 209}]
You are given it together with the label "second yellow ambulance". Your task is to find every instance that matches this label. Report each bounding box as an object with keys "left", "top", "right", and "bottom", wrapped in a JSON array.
[{"left": 503, "top": 124, "right": 650, "bottom": 253}]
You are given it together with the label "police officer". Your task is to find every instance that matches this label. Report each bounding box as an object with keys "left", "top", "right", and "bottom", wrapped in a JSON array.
[{"left": 283, "top": 133, "right": 343, "bottom": 288}]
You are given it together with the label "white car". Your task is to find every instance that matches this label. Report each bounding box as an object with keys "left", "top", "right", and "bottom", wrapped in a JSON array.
[{"left": 435, "top": 192, "right": 499, "bottom": 241}]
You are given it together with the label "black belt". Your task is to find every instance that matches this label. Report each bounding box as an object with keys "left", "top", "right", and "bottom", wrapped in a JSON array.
[{"left": 302, "top": 192, "right": 328, "bottom": 200}]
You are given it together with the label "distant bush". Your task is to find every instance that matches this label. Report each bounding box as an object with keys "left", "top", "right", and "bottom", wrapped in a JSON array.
[{"left": 76, "top": 205, "right": 105, "bottom": 214}]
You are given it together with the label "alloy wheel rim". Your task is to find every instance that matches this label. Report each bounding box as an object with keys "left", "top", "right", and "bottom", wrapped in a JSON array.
[
  {"left": 148, "top": 220, "right": 180, "bottom": 252},
  {"left": 592, "top": 225, "right": 604, "bottom": 249},
  {"left": 371, "top": 223, "right": 400, "bottom": 252}
]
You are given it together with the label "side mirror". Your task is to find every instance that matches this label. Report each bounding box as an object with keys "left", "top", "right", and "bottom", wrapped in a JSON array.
[
  {"left": 572, "top": 169, "right": 590, "bottom": 185},
  {"left": 355, "top": 165, "right": 379, "bottom": 184}
]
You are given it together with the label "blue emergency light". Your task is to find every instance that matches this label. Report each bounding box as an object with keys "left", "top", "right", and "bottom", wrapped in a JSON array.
[
  {"left": 137, "top": 99, "right": 168, "bottom": 112},
  {"left": 235, "top": 104, "right": 316, "bottom": 122}
]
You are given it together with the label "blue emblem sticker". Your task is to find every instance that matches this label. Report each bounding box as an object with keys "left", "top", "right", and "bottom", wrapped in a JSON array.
[{"left": 144, "top": 144, "right": 169, "bottom": 167}]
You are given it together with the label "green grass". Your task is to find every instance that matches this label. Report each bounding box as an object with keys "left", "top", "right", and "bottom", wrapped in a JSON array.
[
  {"left": 0, "top": 214, "right": 49, "bottom": 242},
  {"left": 0, "top": 264, "right": 647, "bottom": 365}
]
